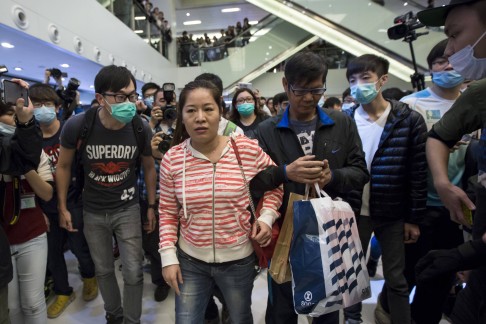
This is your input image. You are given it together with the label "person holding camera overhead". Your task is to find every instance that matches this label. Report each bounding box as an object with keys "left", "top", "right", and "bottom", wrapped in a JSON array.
[{"left": 56, "top": 65, "right": 156, "bottom": 324}]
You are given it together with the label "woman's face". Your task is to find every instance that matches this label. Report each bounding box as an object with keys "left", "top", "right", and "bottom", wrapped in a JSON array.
[
  {"left": 235, "top": 90, "right": 255, "bottom": 107},
  {"left": 182, "top": 88, "right": 220, "bottom": 145}
]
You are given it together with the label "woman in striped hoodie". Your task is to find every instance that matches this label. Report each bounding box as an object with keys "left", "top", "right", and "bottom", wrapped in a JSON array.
[{"left": 158, "top": 80, "right": 283, "bottom": 323}]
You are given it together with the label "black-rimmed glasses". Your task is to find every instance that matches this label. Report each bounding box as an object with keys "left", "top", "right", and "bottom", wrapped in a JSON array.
[
  {"left": 289, "top": 84, "right": 326, "bottom": 96},
  {"left": 103, "top": 92, "right": 139, "bottom": 103}
]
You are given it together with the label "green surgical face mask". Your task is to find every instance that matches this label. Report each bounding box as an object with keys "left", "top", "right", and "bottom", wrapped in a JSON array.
[{"left": 108, "top": 101, "right": 136, "bottom": 124}]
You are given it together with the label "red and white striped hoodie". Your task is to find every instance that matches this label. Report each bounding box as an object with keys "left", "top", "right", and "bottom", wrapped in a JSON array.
[{"left": 158, "top": 134, "right": 283, "bottom": 266}]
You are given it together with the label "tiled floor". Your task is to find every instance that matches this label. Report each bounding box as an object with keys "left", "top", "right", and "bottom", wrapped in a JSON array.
[{"left": 47, "top": 251, "right": 449, "bottom": 324}]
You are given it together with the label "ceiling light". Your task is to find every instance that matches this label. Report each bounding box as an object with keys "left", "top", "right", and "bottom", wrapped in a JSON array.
[
  {"left": 221, "top": 8, "right": 240, "bottom": 13},
  {"left": 403, "top": 2, "right": 408, "bottom": 5},
  {"left": 1, "top": 42, "right": 14, "bottom": 48},
  {"left": 14, "top": 67, "right": 22, "bottom": 71},
  {"left": 186, "top": 13, "right": 190, "bottom": 16},
  {"left": 60, "top": 63, "right": 70, "bottom": 68},
  {"left": 134, "top": 16, "right": 146, "bottom": 20},
  {"left": 183, "top": 20, "right": 201, "bottom": 25},
  {"left": 134, "top": 30, "right": 144, "bottom": 33},
  {"left": 89, "top": 85, "right": 94, "bottom": 88},
  {"left": 61, "top": 78, "right": 65, "bottom": 81},
  {"left": 249, "top": 20, "right": 258, "bottom": 25}
]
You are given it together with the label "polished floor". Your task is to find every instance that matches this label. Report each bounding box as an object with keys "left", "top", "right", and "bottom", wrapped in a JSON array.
[{"left": 47, "top": 251, "right": 449, "bottom": 324}]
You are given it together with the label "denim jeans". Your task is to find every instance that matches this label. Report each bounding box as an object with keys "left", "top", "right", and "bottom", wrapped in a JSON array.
[
  {"left": 83, "top": 204, "right": 143, "bottom": 324},
  {"left": 176, "top": 249, "right": 257, "bottom": 324},
  {"left": 8, "top": 233, "right": 48, "bottom": 324},
  {"left": 46, "top": 206, "right": 95, "bottom": 295},
  {"left": 0, "top": 285, "right": 10, "bottom": 324},
  {"left": 139, "top": 199, "right": 163, "bottom": 286}
]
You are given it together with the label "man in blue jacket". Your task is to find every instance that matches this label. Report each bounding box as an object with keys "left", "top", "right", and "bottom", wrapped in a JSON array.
[
  {"left": 256, "top": 51, "right": 369, "bottom": 324},
  {"left": 343, "top": 54, "right": 428, "bottom": 324}
]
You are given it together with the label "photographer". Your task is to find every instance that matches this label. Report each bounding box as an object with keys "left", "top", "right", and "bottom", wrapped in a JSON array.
[
  {"left": 44, "top": 69, "right": 82, "bottom": 121},
  {"left": 136, "top": 85, "right": 176, "bottom": 302}
]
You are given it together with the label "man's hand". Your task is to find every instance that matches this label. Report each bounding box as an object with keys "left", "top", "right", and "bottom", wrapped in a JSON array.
[
  {"left": 59, "top": 208, "right": 78, "bottom": 232},
  {"left": 251, "top": 221, "right": 272, "bottom": 247},
  {"left": 143, "top": 208, "right": 156, "bottom": 233},
  {"left": 151, "top": 131, "right": 164, "bottom": 159},
  {"left": 286, "top": 155, "right": 325, "bottom": 184},
  {"left": 415, "top": 249, "right": 462, "bottom": 285},
  {"left": 136, "top": 100, "right": 147, "bottom": 114},
  {"left": 435, "top": 181, "right": 475, "bottom": 228},
  {"left": 10, "top": 79, "right": 34, "bottom": 123},
  {"left": 149, "top": 106, "right": 164, "bottom": 129},
  {"left": 404, "top": 223, "right": 420, "bottom": 244},
  {"left": 316, "top": 159, "right": 332, "bottom": 188},
  {"left": 162, "top": 264, "right": 183, "bottom": 295},
  {"left": 449, "top": 140, "right": 468, "bottom": 153}
]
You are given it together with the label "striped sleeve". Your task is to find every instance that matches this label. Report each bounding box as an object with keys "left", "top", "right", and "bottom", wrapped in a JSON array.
[{"left": 158, "top": 148, "right": 181, "bottom": 267}]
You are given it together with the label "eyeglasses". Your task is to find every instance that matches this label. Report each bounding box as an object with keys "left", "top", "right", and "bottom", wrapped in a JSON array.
[
  {"left": 289, "top": 84, "right": 326, "bottom": 96},
  {"left": 32, "top": 101, "right": 55, "bottom": 108},
  {"left": 103, "top": 92, "right": 139, "bottom": 103},
  {"left": 236, "top": 96, "right": 254, "bottom": 105}
]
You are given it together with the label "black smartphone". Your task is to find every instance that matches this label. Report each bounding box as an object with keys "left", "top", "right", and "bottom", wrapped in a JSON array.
[{"left": 3, "top": 80, "right": 29, "bottom": 107}]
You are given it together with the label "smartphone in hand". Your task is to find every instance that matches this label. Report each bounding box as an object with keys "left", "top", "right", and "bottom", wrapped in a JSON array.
[{"left": 3, "top": 80, "right": 29, "bottom": 106}]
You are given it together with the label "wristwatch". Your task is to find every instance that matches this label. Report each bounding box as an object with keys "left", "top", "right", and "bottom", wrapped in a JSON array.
[
  {"left": 148, "top": 203, "right": 157, "bottom": 209},
  {"left": 14, "top": 115, "right": 35, "bottom": 128}
]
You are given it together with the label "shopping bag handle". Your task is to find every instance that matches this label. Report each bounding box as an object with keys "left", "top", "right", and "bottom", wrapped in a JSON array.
[{"left": 304, "top": 183, "right": 331, "bottom": 200}]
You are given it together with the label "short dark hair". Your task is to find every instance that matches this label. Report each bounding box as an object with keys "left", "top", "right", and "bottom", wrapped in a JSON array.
[
  {"left": 194, "top": 73, "right": 223, "bottom": 95},
  {"left": 346, "top": 54, "right": 389, "bottom": 80},
  {"left": 273, "top": 92, "right": 288, "bottom": 105},
  {"left": 229, "top": 88, "right": 265, "bottom": 123},
  {"left": 94, "top": 65, "right": 136, "bottom": 94},
  {"left": 426, "top": 39, "right": 448, "bottom": 69},
  {"left": 342, "top": 88, "right": 351, "bottom": 101},
  {"left": 323, "top": 97, "right": 342, "bottom": 109},
  {"left": 29, "top": 83, "right": 61, "bottom": 105},
  {"left": 285, "top": 51, "right": 328, "bottom": 86},
  {"left": 0, "top": 101, "right": 14, "bottom": 116},
  {"left": 171, "top": 80, "right": 221, "bottom": 146},
  {"left": 141, "top": 82, "right": 160, "bottom": 97}
]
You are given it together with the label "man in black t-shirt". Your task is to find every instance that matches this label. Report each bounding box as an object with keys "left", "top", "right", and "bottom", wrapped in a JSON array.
[{"left": 56, "top": 66, "right": 156, "bottom": 324}]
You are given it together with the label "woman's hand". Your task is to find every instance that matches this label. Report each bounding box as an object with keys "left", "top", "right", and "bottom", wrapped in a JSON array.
[
  {"left": 251, "top": 221, "right": 272, "bottom": 247},
  {"left": 162, "top": 264, "right": 183, "bottom": 295}
]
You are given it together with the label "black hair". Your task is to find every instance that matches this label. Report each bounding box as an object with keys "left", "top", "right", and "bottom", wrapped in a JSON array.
[
  {"left": 171, "top": 80, "right": 221, "bottom": 146},
  {"left": 0, "top": 101, "right": 14, "bottom": 117},
  {"left": 342, "top": 88, "right": 351, "bottom": 101},
  {"left": 194, "top": 73, "right": 223, "bottom": 95},
  {"left": 94, "top": 65, "right": 136, "bottom": 94},
  {"left": 141, "top": 82, "right": 160, "bottom": 97},
  {"left": 426, "top": 39, "right": 448, "bottom": 69},
  {"left": 228, "top": 88, "right": 265, "bottom": 123},
  {"left": 273, "top": 92, "right": 288, "bottom": 105},
  {"left": 323, "top": 97, "right": 342, "bottom": 109},
  {"left": 382, "top": 87, "right": 407, "bottom": 101},
  {"left": 284, "top": 51, "right": 328, "bottom": 86},
  {"left": 346, "top": 54, "right": 389, "bottom": 80},
  {"left": 29, "top": 83, "right": 61, "bottom": 105}
]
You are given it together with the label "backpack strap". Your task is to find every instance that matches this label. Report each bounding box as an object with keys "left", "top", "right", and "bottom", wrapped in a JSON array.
[
  {"left": 131, "top": 114, "right": 146, "bottom": 157},
  {"left": 223, "top": 120, "right": 237, "bottom": 136},
  {"left": 76, "top": 107, "right": 98, "bottom": 152}
]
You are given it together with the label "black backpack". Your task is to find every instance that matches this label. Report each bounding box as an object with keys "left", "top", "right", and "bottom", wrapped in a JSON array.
[{"left": 72, "top": 108, "right": 146, "bottom": 200}]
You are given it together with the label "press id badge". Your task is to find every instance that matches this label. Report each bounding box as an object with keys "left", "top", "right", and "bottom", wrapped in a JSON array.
[{"left": 20, "top": 193, "right": 36, "bottom": 209}]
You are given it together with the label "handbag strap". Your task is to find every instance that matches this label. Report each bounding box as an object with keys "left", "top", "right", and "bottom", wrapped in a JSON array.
[{"left": 230, "top": 137, "right": 259, "bottom": 227}]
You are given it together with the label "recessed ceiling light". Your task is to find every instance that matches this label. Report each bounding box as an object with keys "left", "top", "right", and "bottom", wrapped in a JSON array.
[
  {"left": 135, "top": 16, "right": 146, "bottom": 20},
  {"left": 134, "top": 30, "right": 144, "bottom": 34},
  {"left": 60, "top": 63, "right": 70, "bottom": 68},
  {"left": 61, "top": 77, "right": 66, "bottom": 81},
  {"left": 186, "top": 13, "right": 190, "bottom": 16},
  {"left": 249, "top": 20, "right": 258, "bottom": 25},
  {"left": 403, "top": 2, "right": 408, "bottom": 5},
  {"left": 183, "top": 20, "right": 201, "bottom": 25},
  {"left": 221, "top": 8, "right": 240, "bottom": 13},
  {"left": 1, "top": 42, "right": 14, "bottom": 48},
  {"left": 90, "top": 85, "right": 94, "bottom": 88},
  {"left": 14, "top": 67, "right": 22, "bottom": 71}
]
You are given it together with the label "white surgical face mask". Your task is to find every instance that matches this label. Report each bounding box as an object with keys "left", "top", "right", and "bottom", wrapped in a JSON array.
[{"left": 449, "top": 30, "right": 486, "bottom": 80}]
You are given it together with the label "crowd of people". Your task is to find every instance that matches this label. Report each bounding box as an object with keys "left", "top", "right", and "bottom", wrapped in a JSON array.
[
  {"left": 177, "top": 18, "right": 252, "bottom": 66},
  {"left": 1, "top": 1, "right": 486, "bottom": 324}
]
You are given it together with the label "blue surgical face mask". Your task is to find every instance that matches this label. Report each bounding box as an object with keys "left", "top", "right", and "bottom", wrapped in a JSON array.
[
  {"left": 350, "top": 80, "right": 381, "bottom": 105},
  {"left": 0, "top": 121, "right": 15, "bottom": 135},
  {"left": 237, "top": 103, "right": 255, "bottom": 117},
  {"left": 449, "top": 30, "right": 486, "bottom": 81},
  {"left": 34, "top": 105, "right": 57, "bottom": 125},
  {"left": 108, "top": 101, "right": 136, "bottom": 124},
  {"left": 432, "top": 70, "right": 465, "bottom": 88},
  {"left": 144, "top": 96, "right": 154, "bottom": 109}
]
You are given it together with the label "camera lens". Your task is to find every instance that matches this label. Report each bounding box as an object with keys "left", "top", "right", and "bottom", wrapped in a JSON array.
[
  {"left": 164, "top": 107, "right": 177, "bottom": 120},
  {"left": 158, "top": 140, "right": 171, "bottom": 154}
]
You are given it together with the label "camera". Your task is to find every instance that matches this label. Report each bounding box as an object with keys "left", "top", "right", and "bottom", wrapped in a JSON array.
[
  {"left": 47, "top": 68, "right": 67, "bottom": 79},
  {"left": 157, "top": 133, "right": 174, "bottom": 154},
  {"left": 387, "top": 11, "right": 424, "bottom": 40},
  {"left": 162, "top": 82, "right": 177, "bottom": 120},
  {"left": 57, "top": 77, "right": 80, "bottom": 105}
]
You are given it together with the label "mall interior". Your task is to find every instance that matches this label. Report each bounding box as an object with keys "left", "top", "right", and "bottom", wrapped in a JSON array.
[{"left": 0, "top": 0, "right": 454, "bottom": 323}]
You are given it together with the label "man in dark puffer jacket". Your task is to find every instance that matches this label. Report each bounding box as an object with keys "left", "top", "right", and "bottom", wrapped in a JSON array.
[
  {"left": 342, "top": 54, "right": 428, "bottom": 324},
  {"left": 0, "top": 226, "right": 13, "bottom": 323}
]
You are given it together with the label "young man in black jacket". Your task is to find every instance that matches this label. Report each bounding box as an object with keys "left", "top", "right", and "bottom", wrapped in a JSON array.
[
  {"left": 256, "top": 51, "right": 369, "bottom": 324},
  {"left": 343, "top": 54, "right": 428, "bottom": 324}
]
